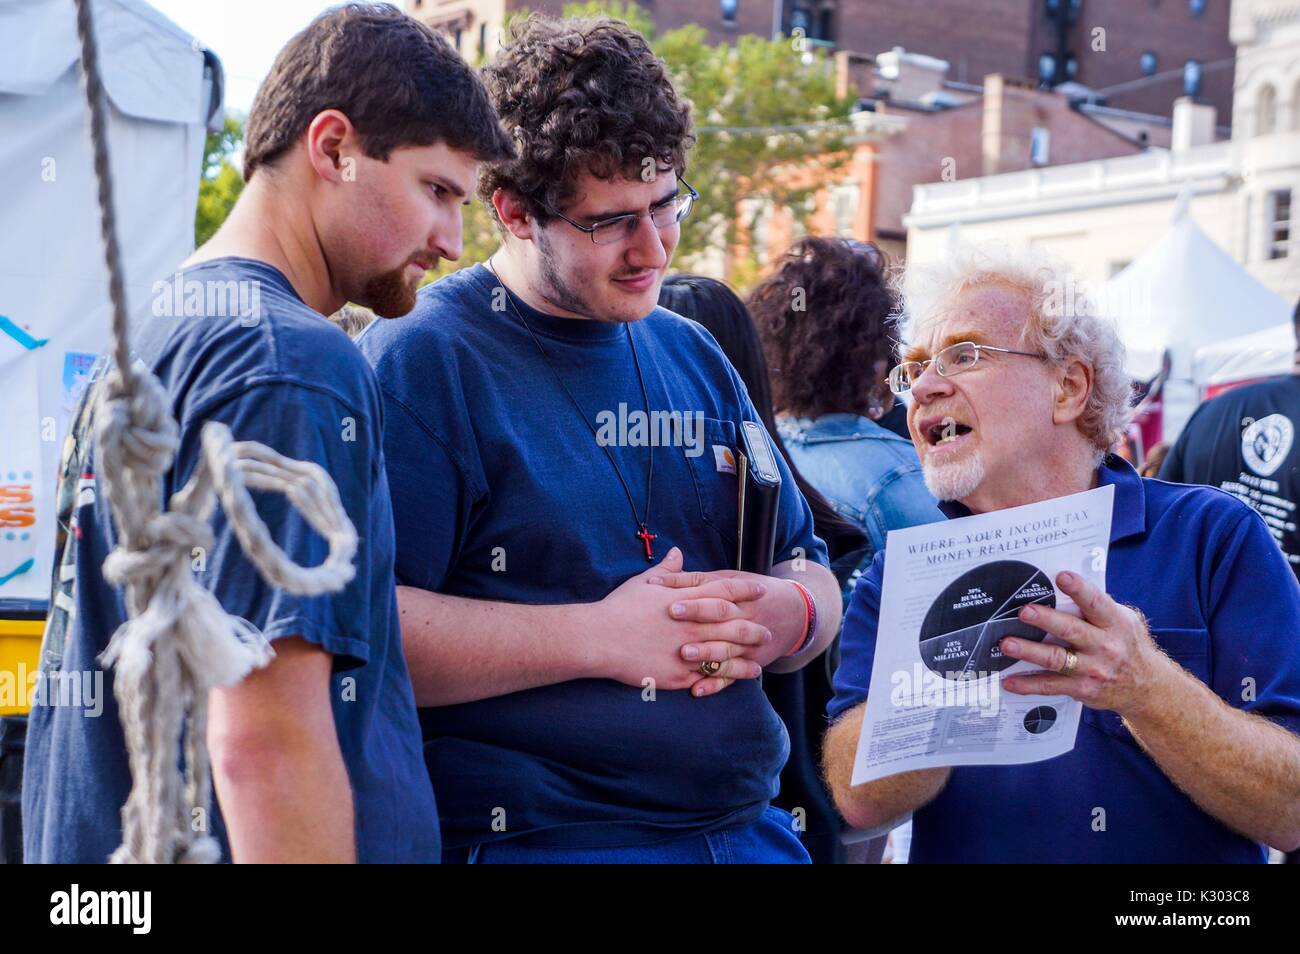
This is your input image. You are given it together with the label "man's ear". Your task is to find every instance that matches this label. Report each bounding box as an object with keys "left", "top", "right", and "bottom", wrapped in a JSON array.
[
  {"left": 1053, "top": 357, "right": 1094, "bottom": 426},
  {"left": 493, "top": 189, "right": 537, "bottom": 241},
  {"left": 304, "top": 109, "right": 356, "bottom": 185}
]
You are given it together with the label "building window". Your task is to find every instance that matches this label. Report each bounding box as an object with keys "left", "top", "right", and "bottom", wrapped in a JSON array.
[
  {"left": 453, "top": 28, "right": 462, "bottom": 52},
  {"left": 720, "top": 0, "right": 737, "bottom": 23},
  {"left": 816, "top": 3, "right": 834, "bottom": 42},
  {"left": 1256, "top": 84, "right": 1276, "bottom": 136},
  {"left": 479, "top": 22, "right": 488, "bottom": 56},
  {"left": 790, "top": 5, "right": 812, "bottom": 36},
  {"left": 1268, "top": 189, "right": 1292, "bottom": 260},
  {"left": 1030, "top": 127, "right": 1051, "bottom": 166},
  {"left": 1183, "top": 60, "right": 1202, "bottom": 97},
  {"left": 1189, "top": 0, "right": 1206, "bottom": 16},
  {"left": 1065, "top": 53, "right": 1077, "bottom": 79},
  {"left": 1038, "top": 53, "right": 1057, "bottom": 85},
  {"left": 1140, "top": 51, "right": 1157, "bottom": 76}
]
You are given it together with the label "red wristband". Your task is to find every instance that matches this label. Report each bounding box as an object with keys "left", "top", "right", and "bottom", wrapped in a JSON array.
[{"left": 785, "top": 580, "right": 817, "bottom": 657}]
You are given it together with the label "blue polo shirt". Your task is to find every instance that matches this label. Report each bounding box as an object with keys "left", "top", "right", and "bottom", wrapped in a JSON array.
[
  {"left": 829, "top": 455, "right": 1300, "bottom": 863},
  {"left": 357, "top": 264, "right": 828, "bottom": 849}
]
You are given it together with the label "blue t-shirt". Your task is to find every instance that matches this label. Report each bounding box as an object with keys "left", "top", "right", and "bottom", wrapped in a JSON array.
[
  {"left": 357, "top": 263, "right": 829, "bottom": 849},
  {"left": 22, "top": 258, "right": 439, "bottom": 863},
  {"left": 829, "top": 455, "right": 1300, "bottom": 862}
]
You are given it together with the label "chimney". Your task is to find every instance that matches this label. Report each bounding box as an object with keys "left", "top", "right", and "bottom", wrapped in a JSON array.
[
  {"left": 1171, "top": 97, "right": 1216, "bottom": 152},
  {"left": 874, "top": 47, "right": 949, "bottom": 104},
  {"left": 835, "top": 50, "right": 875, "bottom": 101},
  {"left": 982, "top": 74, "right": 1006, "bottom": 177}
]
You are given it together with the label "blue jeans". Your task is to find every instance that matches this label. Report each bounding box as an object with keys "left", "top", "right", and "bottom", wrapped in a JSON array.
[{"left": 444, "top": 807, "right": 810, "bottom": 863}]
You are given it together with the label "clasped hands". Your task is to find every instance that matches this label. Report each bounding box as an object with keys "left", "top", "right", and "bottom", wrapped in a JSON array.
[{"left": 597, "top": 547, "right": 805, "bottom": 698}]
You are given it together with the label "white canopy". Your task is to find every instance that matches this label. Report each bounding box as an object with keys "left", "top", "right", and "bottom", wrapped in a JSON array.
[
  {"left": 0, "top": 0, "right": 222, "bottom": 604},
  {"left": 1193, "top": 322, "right": 1297, "bottom": 387},
  {"left": 1103, "top": 194, "right": 1294, "bottom": 440}
]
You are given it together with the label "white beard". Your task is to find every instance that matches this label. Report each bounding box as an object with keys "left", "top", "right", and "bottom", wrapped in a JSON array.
[{"left": 922, "top": 448, "right": 986, "bottom": 501}]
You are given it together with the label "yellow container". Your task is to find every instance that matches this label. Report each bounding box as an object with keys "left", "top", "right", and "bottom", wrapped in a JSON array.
[{"left": 0, "top": 616, "right": 45, "bottom": 716}]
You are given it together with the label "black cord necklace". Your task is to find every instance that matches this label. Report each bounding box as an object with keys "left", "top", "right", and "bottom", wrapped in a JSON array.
[{"left": 487, "top": 261, "right": 658, "bottom": 562}]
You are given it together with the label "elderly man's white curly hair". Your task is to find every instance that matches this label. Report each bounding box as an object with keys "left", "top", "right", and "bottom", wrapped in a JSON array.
[{"left": 903, "top": 242, "right": 1133, "bottom": 459}]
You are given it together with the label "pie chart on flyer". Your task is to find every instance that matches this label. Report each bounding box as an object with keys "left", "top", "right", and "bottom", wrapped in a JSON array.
[
  {"left": 918, "top": 560, "right": 1056, "bottom": 680},
  {"left": 1023, "top": 706, "right": 1058, "bottom": 734}
]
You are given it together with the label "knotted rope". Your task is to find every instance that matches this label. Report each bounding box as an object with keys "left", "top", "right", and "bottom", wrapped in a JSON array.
[{"left": 73, "top": 0, "right": 358, "bottom": 863}]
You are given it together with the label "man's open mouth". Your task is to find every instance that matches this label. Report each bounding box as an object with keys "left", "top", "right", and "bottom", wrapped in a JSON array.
[{"left": 920, "top": 416, "right": 974, "bottom": 447}]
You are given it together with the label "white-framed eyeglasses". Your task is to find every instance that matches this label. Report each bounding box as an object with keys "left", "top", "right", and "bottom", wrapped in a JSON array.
[{"left": 888, "top": 341, "right": 1049, "bottom": 394}]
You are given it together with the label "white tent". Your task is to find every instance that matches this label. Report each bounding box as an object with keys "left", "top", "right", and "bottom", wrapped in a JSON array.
[
  {"left": 1193, "top": 322, "right": 1297, "bottom": 389},
  {"left": 0, "top": 0, "right": 222, "bottom": 604},
  {"left": 1103, "top": 195, "right": 1294, "bottom": 441}
]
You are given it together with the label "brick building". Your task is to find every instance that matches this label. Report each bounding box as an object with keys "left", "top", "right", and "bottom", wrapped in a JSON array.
[
  {"left": 734, "top": 50, "right": 1179, "bottom": 272},
  {"left": 406, "top": 0, "right": 1235, "bottom": 123}
]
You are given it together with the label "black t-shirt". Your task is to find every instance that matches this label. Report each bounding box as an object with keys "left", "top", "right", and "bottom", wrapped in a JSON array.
[{"left": 1159, "top": 374, "right": 1300, "bottom": 581}]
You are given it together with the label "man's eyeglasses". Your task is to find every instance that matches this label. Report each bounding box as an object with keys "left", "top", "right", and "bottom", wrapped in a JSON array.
[
  {"left": 546, "top": 175, "right": 699, "bottom": 246},
  {"left": 888, "top": 341, "right": 1049, "bottom": 394}
]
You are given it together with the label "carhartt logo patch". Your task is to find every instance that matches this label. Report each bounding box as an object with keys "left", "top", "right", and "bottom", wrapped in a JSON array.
[{"left": 713, "top": 444, "right": 737, "bottom": 474}]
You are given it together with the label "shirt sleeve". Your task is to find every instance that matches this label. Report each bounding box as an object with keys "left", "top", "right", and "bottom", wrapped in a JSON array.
[
  {"left": 1205, "top": 509, "right": 1300, "bottom": 735},
  {"left": 172, "top": 383, "right": 380, "bottom": 670},
  {"left": 376, "top": 385, "right": 484, "bottom": 593},
  {"left": 827, "top": 550, "right": 886, "bottom": 722}
]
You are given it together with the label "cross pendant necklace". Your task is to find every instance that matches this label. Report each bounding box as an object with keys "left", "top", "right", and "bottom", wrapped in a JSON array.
[
  {"left": 489, "top": 262, "right": 658, "bottom": 562},
  {"left": 636, "top": 523, "right": 657, "bottom": 561}
]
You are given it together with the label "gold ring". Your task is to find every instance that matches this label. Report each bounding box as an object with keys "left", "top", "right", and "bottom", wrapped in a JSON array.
[
  {"left": 698, "top": 660, "right": 721, "bottom": 676},
  {"left": 1058, "top": 650, "right": 1079, "bottom": 676}
]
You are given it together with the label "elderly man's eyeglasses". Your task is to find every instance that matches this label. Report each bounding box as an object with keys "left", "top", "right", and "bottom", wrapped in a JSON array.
[
  {"left": 888, "top": 341, "right": 1049, "bottom": 394},
  {"left": 546, "top": 175, "right": 699, "bottom": 246}
]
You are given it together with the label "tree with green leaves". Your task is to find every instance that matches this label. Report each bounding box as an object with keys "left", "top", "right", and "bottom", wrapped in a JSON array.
[{"left": 195, "top": 113, "right": 245, "bottom": 247}]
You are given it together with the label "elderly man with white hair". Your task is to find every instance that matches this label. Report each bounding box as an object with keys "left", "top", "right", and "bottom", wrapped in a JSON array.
[{"left": 823, "top": 244, "right": 1300, "bottom": 863}]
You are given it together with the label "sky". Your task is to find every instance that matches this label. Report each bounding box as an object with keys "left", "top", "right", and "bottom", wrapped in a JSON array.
[{"left": 149, "top": 0, "right": 400, "bottom": 114}]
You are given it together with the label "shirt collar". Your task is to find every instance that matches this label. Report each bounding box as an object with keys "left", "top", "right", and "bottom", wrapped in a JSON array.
[{"left": 937, "top": 454, "right": 1146, "bottom": 543}]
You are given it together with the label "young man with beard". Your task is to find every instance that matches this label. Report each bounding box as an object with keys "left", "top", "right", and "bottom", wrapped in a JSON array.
[
  {"left": 23, "top": 4, "right": 514, "bottom": 863},
  {"left": 823, "top": 245, "right": 1300, "bottom": 862},
  {"left": 358, "top": 15, "right": 843, "bottom": 862}
]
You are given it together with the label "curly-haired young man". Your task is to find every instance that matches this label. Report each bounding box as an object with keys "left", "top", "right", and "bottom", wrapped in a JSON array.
[{"left": 358, "top": 14, "right": 842, "bottom": 862}]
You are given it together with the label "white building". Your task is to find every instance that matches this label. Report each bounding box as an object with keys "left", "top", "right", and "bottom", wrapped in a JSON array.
[{"left": 904, "top": 0, "right": 1300, "bottom": 306}]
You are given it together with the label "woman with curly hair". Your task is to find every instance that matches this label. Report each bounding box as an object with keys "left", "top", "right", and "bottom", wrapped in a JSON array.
[{"left": 750, "top": 236, "right": 943, "bottom": 587}]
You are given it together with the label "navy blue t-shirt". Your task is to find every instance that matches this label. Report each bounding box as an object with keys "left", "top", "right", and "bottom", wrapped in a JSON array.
[
  {"left": 357, "top": 264, "right": 828, "bottom": 849},
  {"left": 22, "top": 258, "right": 439, "bottom": 863},
  {"left": 829, "top": 456, "right": 1300, "bottom": 863},
  {"left": 1159, "top": 375, "right": 1300, "bottom": 581}
]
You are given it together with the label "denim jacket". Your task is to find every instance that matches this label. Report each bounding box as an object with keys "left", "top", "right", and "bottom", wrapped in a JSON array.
[{"left": 778, "top": 413, "right": 944, "bottom": 581}]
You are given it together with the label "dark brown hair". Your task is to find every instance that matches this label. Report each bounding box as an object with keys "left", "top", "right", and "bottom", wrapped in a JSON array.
[
  {"left": 243, "top": 3, "right": 514, "bottom": 181},
  {"left": 748, "top": 237, "right": 901, "bottom": 419},
  {"left": 477, "top": 14, "right": 694, "bottom": 223}
]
